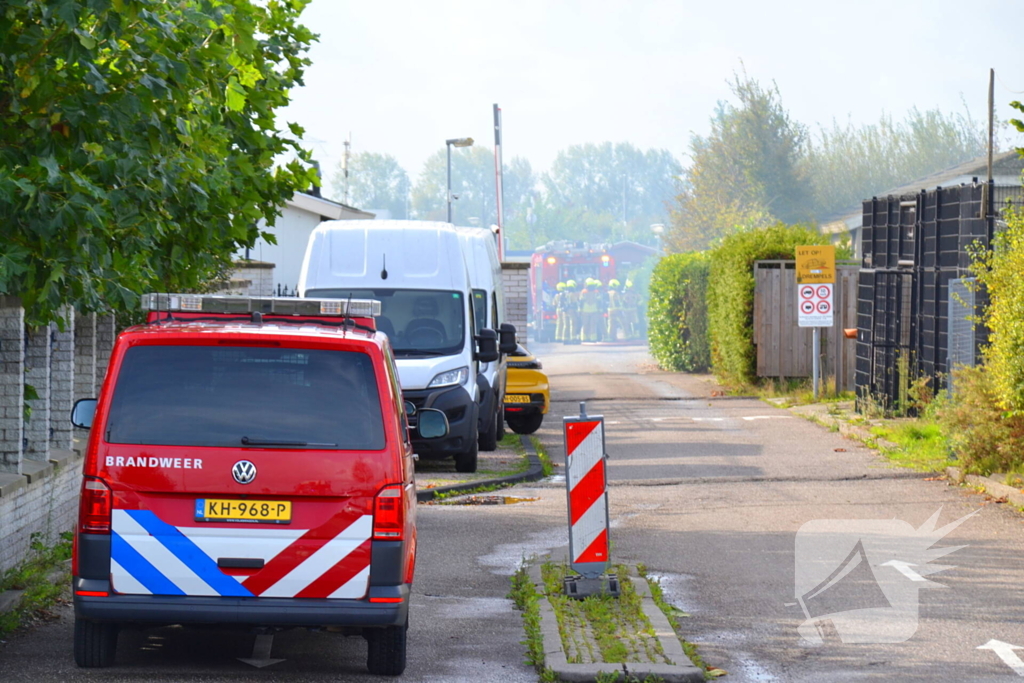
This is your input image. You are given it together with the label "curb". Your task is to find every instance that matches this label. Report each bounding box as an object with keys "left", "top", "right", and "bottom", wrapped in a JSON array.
[
  {"left": 416, "top": 434, "right": 545, "bottom": 503},
  {"left": 946, "top": 466, "right": 1024, "bottom": 508},
  {"left": 528, "top": 561, "right": 704, "bottom": 683}
]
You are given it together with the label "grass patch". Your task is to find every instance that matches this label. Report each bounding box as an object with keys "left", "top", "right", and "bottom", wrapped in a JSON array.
[
  {"left": 429, "top": 481, "right": 514, "bottom": 501},
  {"left": 512, "top": 559, "right": 718, "bottom": 682},
  {"left": 500, "top": 431, "right": 524, "bottom": 449},
  {"left": 0, "top": 532, "right": 73, "bottom": 638},
  {"left": 870, "top": 419, "right": 949, "bottom": 471},
  {"left": 509, "top": 564, "right": 556, "bottom": 681},
  {"left": 748, "top": 376, "right": 854, "bottom": 406},
  {"left": 530, "top": 436, "right": 555, "bottom": 477}
]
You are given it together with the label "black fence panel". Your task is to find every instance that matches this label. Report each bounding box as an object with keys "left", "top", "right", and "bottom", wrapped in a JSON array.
[{"left": 856, "top": 181, "right": 993, "bottom": 412}]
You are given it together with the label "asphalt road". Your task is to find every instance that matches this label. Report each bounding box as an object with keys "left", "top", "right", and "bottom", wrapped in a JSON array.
[
  {"left": 3, "top": 342, "right": 1024, "bottom": 682},
  {"left": 530, "top": 341, "right": 1024, "bottom": 682}
]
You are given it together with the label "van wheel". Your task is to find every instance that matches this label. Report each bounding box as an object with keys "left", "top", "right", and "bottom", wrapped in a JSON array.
[
  {"left": 365, "top": 621, "right": 408, "bottom": 676},
  {"left": 478, "top": 405, "right": 499, "bottom": 452},
  {"left": 74, "top": 618, "right": 118, "bottom": 668},
  {"left": 496, "top": 407, "right": 506, "bottom": 440},
  {"left": 454, "top": 438, "right": 478, "bottom": 473},
  {"left": 507, "top": 412, "right": 544, "bottom": 435}
]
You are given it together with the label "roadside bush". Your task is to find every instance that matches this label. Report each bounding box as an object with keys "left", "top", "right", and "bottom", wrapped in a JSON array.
[
  {"left": 707, "top": 223, "right": 838, "bottom": 386},
  {"left": 938, "top": 365, "right": 1024, "bottom": 474},
  {"left": 647, "top": 252, "right": 710, "bottom": 372},
  {"left": 970, "top": 207, "right": 1024, "bottom": 414},
  {"left": 939, "top": 204, "right": 1024, "bottom": 474}
]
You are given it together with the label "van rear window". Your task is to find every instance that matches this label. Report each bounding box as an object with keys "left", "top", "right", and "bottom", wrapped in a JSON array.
[{"left": 106, "top": 345, "right": 385, "bottom": 450}]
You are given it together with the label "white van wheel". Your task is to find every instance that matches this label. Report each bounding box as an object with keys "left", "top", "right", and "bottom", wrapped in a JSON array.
[
  {"left": 479, "top": 404, "right": 499, "bottom": 452},
  {"left": 454, "top": 438, "right": 478, "bottom": 473}
]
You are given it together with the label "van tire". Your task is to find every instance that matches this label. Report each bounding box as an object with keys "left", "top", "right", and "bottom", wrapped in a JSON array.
[
  {"left": 454, "top": 438, "right": 478, "bottom": 473},
  {"left": 496, "top": 407, "right": 506, "bottom": 440},
  {"left": 507, "top": 412, "right": 544, "bottom": 435},
  {"left": 478, "top": 404, "right": 499, "bottom": 452},
  {"left": 365, "top": 621, "right": 407, "bottom": 675},
  {"left": 74, "top": 618, "right": 118, "bottom": 668}
]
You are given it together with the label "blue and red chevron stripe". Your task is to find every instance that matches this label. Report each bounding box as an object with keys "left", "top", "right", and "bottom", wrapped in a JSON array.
[{"left": 110, "top": 509, "right": 372, "bottom": 599}]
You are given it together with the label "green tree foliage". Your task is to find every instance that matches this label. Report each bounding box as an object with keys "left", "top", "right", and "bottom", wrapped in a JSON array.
[
  {"left": 411, "top": 146, "right": 497, "bottom": 225},
  {"left": 0, "top": 0, "right": 317, "bottom": 325},
  {"left": 707, "top": 223, "right": 835, "bottom": 386},
  {"left": 332, "top": 151, "right": 410, "bottom": 218},
  {"left": 805, "top": 107, "right": 987, "bottom": 217},
  {"left": 969, "top": 207, "right": 1024, "bottom": 415},
  {"left": 542, "top": 142, "right": 681, "bottom": 244},
  {"left": 668, "top": 74, "right": 809, "bottom": 252},
  {"left": 647, "top": 252, "right": 710, "bottom": 372}
]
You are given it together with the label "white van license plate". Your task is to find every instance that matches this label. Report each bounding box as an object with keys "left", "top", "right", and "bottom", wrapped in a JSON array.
[{"left": 195, "top": 499, "right": 292, "bottom": 523}]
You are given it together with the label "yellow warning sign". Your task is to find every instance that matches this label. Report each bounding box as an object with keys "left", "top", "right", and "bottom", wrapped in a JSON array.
[{"left": 796, "top": 245, "right": 835, "bottom": 284}]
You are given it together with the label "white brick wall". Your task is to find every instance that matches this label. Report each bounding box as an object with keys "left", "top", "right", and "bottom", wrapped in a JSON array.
[
  {"left": 0, "top": 298, "right": 24, "bottom": 474},
  {"left": 501, "top": 264, "right": 530, "bottom": 344},
  {"left": 0, "top": 302, "right": 111, "bottom": 573},
  {"left": 24, "top": 325, "right": 50, "bottom": 461},
  {"left": 0, "top": 455, "right": 81, "bottom": 573},
  {"left": 50, "top": 313, "right": 75, "bottom": 451}
]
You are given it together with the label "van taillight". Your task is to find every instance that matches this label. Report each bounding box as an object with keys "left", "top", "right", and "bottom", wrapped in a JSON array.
[
  {"left": 373, "top": 485, "right": 404, "bottom": 540},
  {"left": 79, "top": 477, "right": 112, "bottom": 534}
]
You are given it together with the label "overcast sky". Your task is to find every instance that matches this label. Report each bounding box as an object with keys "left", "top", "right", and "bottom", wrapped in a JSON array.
[{"left": 281, "top": 0, "right": 1024, "bottom": 200}]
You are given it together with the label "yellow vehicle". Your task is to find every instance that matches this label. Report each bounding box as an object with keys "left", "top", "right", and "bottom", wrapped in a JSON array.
[{"left": 503, "top": 344, "right": 549, "bottom": 434}]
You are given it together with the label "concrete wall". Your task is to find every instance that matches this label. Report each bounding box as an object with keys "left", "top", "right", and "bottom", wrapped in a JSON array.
[
  {"left": 245, "top": 206, "right": 322, "bottom": 295},
  {"left": 0, "top": 303, "right": 111, "bottom": 574},
  {"left": 228, "top": 261, "right": 276, "bottom": 297},
  {"left": 501, "top": 262, "right": 529, "bottom": 345}
]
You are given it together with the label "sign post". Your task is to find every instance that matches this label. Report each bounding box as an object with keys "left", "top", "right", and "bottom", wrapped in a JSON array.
[
  {"left": 796, "top": 246, "right": 836, "bottom": 400},
  {"left": 562, "top": 401, "right": 618, "bottom": 598}
]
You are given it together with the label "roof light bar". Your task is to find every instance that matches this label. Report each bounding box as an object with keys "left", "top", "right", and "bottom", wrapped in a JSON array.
[{"left": 141, "top": 293, "right": 381, "bottom": 318}]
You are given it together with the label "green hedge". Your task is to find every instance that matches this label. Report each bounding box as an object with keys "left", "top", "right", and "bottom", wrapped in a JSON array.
[
  {"left": 648, "top": 253, "right": 710, "bottom": 372},
  {"left": 708, "top": 223, "right": 835, "bottom": 386}
]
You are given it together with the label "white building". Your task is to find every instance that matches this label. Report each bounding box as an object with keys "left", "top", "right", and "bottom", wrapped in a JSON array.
[{"left": 239, "top": 191, "right": 374, "bottom": 295}]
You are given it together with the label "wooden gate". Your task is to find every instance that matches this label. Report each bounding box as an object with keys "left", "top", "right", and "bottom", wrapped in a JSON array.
[{"left": 753, "top": 261, "right": 858, "bottom": 391}]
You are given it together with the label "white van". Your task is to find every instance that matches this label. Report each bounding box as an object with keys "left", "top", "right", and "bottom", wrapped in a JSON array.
[
  {"left": 455, "top": 227, "right": 516, "bottom": 451},
  {"left": 299, "top": 220, "right": 508, "bottom": 472}
]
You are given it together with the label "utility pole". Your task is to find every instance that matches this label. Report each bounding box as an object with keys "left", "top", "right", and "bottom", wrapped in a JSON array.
[
  {"left": 343, "top": 133, "right": 351, "bottom": 205},
  {"left": 988, "top": 68, "right": 994, "bottom": 183}
]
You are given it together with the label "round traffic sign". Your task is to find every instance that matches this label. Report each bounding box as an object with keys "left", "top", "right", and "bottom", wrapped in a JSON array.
[
  {"left": 800, "top": 286, "right": 814, "bottom": 299},
  {"left": 817, "top": 300, "right": 831, "bottom": 314},
  {"left": 801, "top": 300, "right": 815, "bottom": 314},
  {"left": 816, "top": 285, "right": 831, "bottom": 299}
]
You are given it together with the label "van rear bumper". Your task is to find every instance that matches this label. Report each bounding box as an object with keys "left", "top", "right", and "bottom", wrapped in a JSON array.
[{"left": 74, "top": 581, "right": 409, "bottom": 628}]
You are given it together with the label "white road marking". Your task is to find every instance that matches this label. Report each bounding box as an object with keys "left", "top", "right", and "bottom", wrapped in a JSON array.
[{"left": 978, "top": 640, "right": 1024, "bottom": 677}]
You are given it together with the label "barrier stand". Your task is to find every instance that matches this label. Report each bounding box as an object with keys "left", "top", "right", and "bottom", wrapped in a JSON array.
[{"left": 562, "top": 401, "right": 619, "bottom": 599}]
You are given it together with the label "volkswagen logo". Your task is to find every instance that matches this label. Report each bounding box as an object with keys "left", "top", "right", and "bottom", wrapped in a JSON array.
[{"left": 232, "top": 460, "right": 257, "bottom": 485}]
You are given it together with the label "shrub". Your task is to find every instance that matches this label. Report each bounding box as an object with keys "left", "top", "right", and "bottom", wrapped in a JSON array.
[
  {"left": 938, "top": 365, "right": 1024, "bottom": 474},
  {"left": 647, "top": 252, "right": 710, "bottom": 371},
  {"left": 707, "top": 223, "right": 837, "bottom": 386},
  {"left": 970, "top": 207, "right": 1024, "bottom": 415}
]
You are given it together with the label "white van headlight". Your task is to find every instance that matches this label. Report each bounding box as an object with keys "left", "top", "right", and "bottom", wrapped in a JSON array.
[{"left": 428, "top": 366, "right": 469, "bottom": 388}]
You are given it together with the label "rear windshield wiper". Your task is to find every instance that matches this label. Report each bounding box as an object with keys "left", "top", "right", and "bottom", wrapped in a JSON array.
[{"left": 241, "top": 437, "right": 337, "bottom": 448}]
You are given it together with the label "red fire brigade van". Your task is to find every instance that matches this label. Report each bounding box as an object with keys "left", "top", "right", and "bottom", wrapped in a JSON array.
[{"left": 69, "top": 294, "right": 456, "bottom": 675}]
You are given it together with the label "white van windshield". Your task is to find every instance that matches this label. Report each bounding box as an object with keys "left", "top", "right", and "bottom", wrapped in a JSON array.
[
  {"left": 307, "top": 288, "right": 466, "bottom": 356},
  {"left": 106, "top": 345, "right": 386, "bottom": 450}
]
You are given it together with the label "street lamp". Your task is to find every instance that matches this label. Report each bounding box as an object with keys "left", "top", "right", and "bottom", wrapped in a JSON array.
[
  {"left": 446, "top": 137, "right": 474, "bottom": 223},
  {"left": 651, "top": 223, "right": 665, "bottom": 253}
]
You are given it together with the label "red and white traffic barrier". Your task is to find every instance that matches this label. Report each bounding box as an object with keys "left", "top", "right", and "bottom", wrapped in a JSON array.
[{"left": 564, "top": 404, "right": 609, "bottom": 577}]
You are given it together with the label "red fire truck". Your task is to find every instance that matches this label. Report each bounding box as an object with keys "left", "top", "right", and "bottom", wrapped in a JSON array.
[{"left": 529, "top": 241, "right": 616, "bottom": 342}]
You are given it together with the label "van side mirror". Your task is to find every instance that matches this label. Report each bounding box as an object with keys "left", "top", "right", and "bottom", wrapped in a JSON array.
[
  {"left": 498, "top": 323, "right": 517, "bottom": 354},
  {"left": 417, "top": 408, "right": 449, "bottom": 439},
  {"left": 474, "top": 329, "right": 499, "bottom": 363},
  {"left": 71, "top": 398, "right": 97, "bottom": 430}
]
